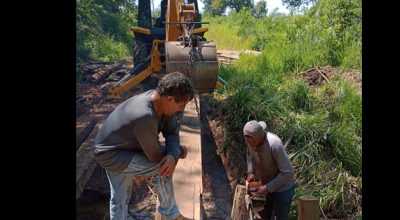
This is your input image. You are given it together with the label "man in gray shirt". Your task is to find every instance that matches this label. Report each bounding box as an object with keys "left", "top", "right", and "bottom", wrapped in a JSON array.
[
  {"left": 92, "top": 72, "right": 193, "bottom": 220},
  {"left": 244, "top": 120, "right": 295, "bottom": 220}
]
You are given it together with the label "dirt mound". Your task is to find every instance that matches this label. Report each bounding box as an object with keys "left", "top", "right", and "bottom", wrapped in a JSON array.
[
  {"left": 296, "top": 66, "right": 339, "bottom": 87},
  {"left": 296, "top": 66, "right": 362, "bottom": 92},
  {"left": 342, "top": 69, "right": 362, "bottom": 90}
]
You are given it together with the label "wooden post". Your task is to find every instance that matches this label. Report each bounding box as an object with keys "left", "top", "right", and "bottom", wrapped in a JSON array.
[
  {"left": 298, "top": 195, "right": 319, "bottom": 220},
  {"left": 231, "top": 184, "right": 249, "bottom": 220}
]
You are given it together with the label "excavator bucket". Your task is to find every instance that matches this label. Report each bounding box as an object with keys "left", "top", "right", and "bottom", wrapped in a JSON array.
[{"left": 165, "top": 41, "right": 219, "bottom": 94}]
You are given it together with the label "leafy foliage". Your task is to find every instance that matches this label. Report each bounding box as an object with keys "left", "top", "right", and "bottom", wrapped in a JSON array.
[
  {"left": 226, "top": 0, "right": 254, "bottom": 13},
  {"left": 201, "top": 0, "right": 227, "bottom": 15},
  {"left": 76, "top": 0, "right": 138, "bottom": 63},
  {"left": 251, "top": 0, "right": 268, "bottom": 18},
  {"left": 282, "top": 0, "right": 319, "bottom": 10},
  {"left": 201, "top": 0, "right": 255, "bottom": 15}
]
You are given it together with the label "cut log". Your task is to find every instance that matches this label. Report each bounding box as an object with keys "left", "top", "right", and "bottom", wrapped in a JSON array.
[
  {"left": 88, "top": 61, "right": 115, "bottom": 65},
  {"left": 90, "top": 60, "right": 126, "bottom": 84},
  {"left": 120, "top": 65, "right": 130, "bottom": 70},
  {"left": 76, "top": 121, "right": 104, "bottom": 200},
  {"left": 107, "top": 69, "right": 128, "bottom": 81},
  {"left": 81, "top": 65, "right": 98, "bottom": 74},
  {"left": 241, "top": 49, "right": 261, "bottom": 56},
  {"left": 231, "top": 184, "right": 249, "bottom": 220},
  {"left": 298, "top": 195, "right": 319, "bottom": 220},
  {"left": 76, "top": 118, "right": 97, "bottom": 151}
]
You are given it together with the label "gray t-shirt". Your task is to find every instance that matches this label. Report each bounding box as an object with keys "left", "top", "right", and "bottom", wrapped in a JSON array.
[
  {"left": 92, "top": 90, "right": 183, "bottom": 172},
  {"left": 246, "top": 131, "right": 294, "bottom": 193}
]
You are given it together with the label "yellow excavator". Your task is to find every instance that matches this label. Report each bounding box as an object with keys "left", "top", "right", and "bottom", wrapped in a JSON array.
[{"left": 108, "top": 0, "right": 227, "bottom": 98}]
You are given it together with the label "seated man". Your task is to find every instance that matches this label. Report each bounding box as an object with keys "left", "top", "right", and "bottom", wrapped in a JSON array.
[
  {"left": 244, "top": 120, "right": 295, "bottom": 220},
  {"left": 92, "top": 72, "right": 194, "bottom": 220}
]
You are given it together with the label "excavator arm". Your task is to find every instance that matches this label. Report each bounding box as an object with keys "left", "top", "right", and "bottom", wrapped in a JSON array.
[{"left": 108, "top": 40, "right": 165, "bottom": 98}]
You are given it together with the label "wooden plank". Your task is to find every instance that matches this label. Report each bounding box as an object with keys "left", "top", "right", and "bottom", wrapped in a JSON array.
[
  {"left": 298, "top": 195, "right": 319, "bottom": 220},
  {"left": 156, "top": 98, "right": 202, "bottom": 220},
  {"left": 231, "top": 184, "right": 248, "bottom": 220},
  {"left": 181, "top": 95, "right": 200, "bottom": 125},
  {"left": 76, "top": 118, "right": 97, "bottom": 151},
  {"left": 76, "top": 121, "right": 104, "bottom": 200}
]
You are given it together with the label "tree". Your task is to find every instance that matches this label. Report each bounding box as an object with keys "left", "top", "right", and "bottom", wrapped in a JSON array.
[
  {"left": 226, "top": 0, "right": 254, "bottom": 13},
  {"left": 251, "top": 0, "right": 268, "bottom": 18},
  {"left": 281, "top": 0, "right": 318, "bottom": 10},
  {"left": 201, "top": 0, "right": 227, "bottom": 16},
  {"left": 76, "top": 0, "right": 138, "bottom": 62},
  {"left": 201, "top": 0, "right": 254, "bottom": 15}
]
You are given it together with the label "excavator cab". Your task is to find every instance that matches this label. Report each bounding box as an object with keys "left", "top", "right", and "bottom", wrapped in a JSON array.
[{"left": 108, "top": 0, "right": 225, "bottom": 98}]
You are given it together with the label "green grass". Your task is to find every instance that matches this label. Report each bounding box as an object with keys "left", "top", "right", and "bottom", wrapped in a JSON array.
[
  {"left": 203, "top": 14, "right": 254, "bottom": 50},
  {"left": 84, "top": 33, "right": 131, "bottom": 62},
  {"left": 207, "top": 0, "right": 362, "bottom": 218}
]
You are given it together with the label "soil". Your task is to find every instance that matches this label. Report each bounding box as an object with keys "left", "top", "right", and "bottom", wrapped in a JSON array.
[{"left": 296, "top": 66, "right": 362, "bottom": 92}]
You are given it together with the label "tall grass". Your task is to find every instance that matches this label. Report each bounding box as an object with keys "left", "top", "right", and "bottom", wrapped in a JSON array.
[
  {"left": 76, "top": 1, "right": 138, "bottom": 64},
  {"left": 84, "top": 33, "right": 131, "bottom": 62},
  {"left": 203, "top": 0, "right": 362, "bottom": 71},
  {"left": 207, "top": 0, "right": 361, "bottom": 218},
  {"left": 203, "top": 13, "right": 254, "bottom": 50}
]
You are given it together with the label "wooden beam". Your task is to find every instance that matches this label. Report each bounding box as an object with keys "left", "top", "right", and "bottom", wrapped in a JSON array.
[
  {"left": 298, "top": 195, "right": 319, "bottom": 220},
  {"left": 231, "top": 184, "right": 248, "bottom": 220},
  {"left": 155, "top": 97, "right": 202, "bottom": 219},
  {"left": 76, "top": 118, "right": 97, "bottom": 151},
  {"left": 76, "top": 121, "right": 103, "bottom": 200}
]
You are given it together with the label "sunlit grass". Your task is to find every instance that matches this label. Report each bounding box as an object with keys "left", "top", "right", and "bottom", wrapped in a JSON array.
[
  {"left": 203, "top": 16, "right": 254, "bottom": 50},
  {"left": 208, "top": 2, "right": 361, "bottom": 217}
]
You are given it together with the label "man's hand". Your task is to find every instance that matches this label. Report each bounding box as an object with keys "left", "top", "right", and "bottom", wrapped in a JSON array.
[
  {"left": 257, "top": 185, "right": 269, "bottom": 196},
  {"left": 181, "top": 145, "right": 188, "bottom": 159},
  {"left": 247, "top": 172, "right": 255, "bottom": 182},
  {"left": 156, "top": 155, "right": 176, "bottom": 177}
]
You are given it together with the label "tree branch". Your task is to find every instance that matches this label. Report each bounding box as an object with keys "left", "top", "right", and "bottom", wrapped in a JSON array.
[
  {"left": 284, "top": 130, "right": 296, "bottom": 149},
  {"left": 289, "top": 125, "right": 331, "bottom": 159},
  {"left": 315, "top": 66, "right": 330, "bottom": 83}
]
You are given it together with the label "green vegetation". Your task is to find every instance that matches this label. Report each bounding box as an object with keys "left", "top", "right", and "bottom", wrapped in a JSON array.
[
  {"left": 76, "top": 0, "right": 138, "bottom": 64},
  {"left": 204, "top": 0, "right": 361, "bottom": 70},
  {"left": 205, "top": 0, "right": 362, "bottom": 218}
]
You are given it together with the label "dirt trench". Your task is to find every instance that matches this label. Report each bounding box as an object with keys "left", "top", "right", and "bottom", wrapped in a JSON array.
[{"left": 200, "top": 96, "right": 234, "bottom": 220}]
